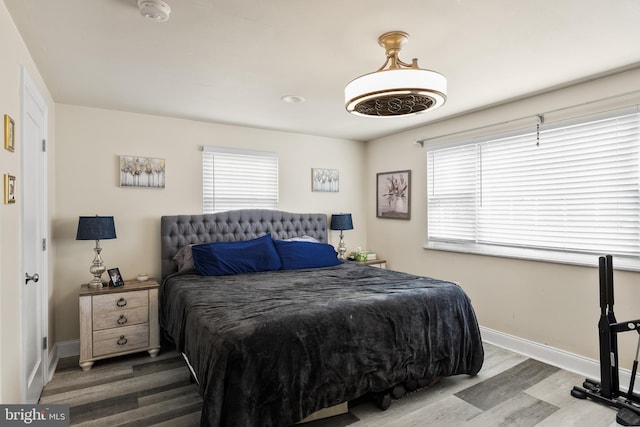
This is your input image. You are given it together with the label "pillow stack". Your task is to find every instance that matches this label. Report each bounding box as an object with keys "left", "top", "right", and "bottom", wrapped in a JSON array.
[
  {"left": 176, "top": 233, "right": 342, "bottom": 276},
  {"left": 273, "top": 239, "right": 342, "bottom": 270}
]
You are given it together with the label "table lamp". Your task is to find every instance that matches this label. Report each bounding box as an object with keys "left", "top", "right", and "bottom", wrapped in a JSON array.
[
  {"left": 330, "top": 213, "right": 353, "bottom": 260},
  {"left": 76, "top": 215, "right": 117, "bottom": 288}
]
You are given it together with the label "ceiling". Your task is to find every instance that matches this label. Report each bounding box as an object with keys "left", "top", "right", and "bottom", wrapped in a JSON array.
[{"left": 5, "top": 0, "right": 640, "bottom": 142}]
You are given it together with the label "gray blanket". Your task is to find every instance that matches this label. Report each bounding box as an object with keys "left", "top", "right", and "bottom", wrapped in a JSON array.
[{"left": 159, "top": 262, "right": 484, "bottom": 426}]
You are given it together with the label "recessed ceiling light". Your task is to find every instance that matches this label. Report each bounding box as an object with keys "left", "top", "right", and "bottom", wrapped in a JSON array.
[
  {"left": 281, "top": 95, "right": 305, "bottom": 104},
  {"left": 138, "top": 0, "right": 171, "bottom": 22}
]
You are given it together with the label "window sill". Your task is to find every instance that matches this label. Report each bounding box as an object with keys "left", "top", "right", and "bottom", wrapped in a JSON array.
[{"left": 424, "top": 241, "right": 640, "bottom": 272}]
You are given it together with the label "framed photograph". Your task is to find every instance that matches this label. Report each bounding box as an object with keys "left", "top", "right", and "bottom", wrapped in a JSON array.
[
  {"left": 4, "top": 174, "right": 16, "bottom": 204},
  {"left": 107, "top": 267, "right": 125, "bottom": 287},
  {"left": 4, "top": 115, "right": 15, "bottom": 152},
  {"left": 312, "top": 168, "right": 339, "bottom": 192},
  {"left": 377, "top": 170, "right": 411, "bottom": 220},
  {"left": 119, "top": 156, "right": 165, "bottom": 188}
]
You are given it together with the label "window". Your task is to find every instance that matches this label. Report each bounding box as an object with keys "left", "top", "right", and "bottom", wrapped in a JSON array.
[
  {"left": 427, "top": 107, "right": 640, "bottom": 268},
  {"left": 202, "top": 146, "right": 278, "bottom": 213}
]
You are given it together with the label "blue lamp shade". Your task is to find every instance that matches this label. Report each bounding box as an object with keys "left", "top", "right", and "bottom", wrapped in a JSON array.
[
  {"left": 76, "top": 216, "right": 117, "bottom": 241},
  {"left": 330, "top": 213, "right": 353, "bottom": 231}
]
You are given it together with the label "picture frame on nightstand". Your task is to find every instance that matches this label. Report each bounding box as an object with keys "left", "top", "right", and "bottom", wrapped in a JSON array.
[{"left": 108, "top": 268, "right": 125, "bottom": 287}]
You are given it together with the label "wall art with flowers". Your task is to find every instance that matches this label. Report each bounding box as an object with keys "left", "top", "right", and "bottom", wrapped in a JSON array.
[
  {"left": 376, "top": 170, "right": 410, "bottom": 220},
  {"left": 119, "top": 156, "right": 165, "bottom": 188}
]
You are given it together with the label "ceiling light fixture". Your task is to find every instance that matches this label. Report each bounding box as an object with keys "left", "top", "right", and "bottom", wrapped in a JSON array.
[
  {"left": 138, "top": 0, "right": 171, "bottom": 22},
  {"left": 345, "top": 31, "right": 447, "bottom": 118}
]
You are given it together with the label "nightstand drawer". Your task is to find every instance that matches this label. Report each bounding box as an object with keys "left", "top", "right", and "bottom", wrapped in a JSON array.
[
  {"left": 93, "top": 324, "right": 149, "bottom": 357},
  {"left": 93, "top": 305, "right": 148, "bottom": 331},
  {"left": 93, "top": 290, "right": 147, "bottom": 313}
]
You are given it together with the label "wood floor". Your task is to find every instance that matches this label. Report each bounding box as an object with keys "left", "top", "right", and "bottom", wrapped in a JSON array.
[{"left": 40, "top": 343, "right": 622, "bottom": 426}]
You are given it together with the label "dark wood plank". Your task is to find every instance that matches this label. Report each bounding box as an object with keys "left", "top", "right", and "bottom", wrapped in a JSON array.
[{"left": 454, "top": 358, "right": 560, "bottom": 411}]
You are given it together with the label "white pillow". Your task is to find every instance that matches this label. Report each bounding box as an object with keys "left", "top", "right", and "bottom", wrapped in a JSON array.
[
  {"left": 282, "top": 236, "right": 320, "bottom": 243},
  {"left": 173, "top": 244, "right": 194, "bottom": 272}
]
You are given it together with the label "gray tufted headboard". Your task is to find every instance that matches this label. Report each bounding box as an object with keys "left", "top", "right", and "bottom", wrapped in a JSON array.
[{"left": 160, "top": 209, "right": 328, "bottom": 279}]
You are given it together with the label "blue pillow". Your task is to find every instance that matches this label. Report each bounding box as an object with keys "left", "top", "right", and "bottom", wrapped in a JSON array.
[
  {"left": 274, "top": 240, "right": 342, "bottom": 270},
  {"left": 191, "top": 234, "right": 281, "bottom": 276}
]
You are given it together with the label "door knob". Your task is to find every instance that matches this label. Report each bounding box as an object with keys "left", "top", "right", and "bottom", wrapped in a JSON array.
[{"left": 25, "top": 273, "right": 39, "bottom": 284}]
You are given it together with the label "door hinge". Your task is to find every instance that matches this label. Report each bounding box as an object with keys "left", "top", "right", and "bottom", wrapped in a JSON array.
[
  {"left": 42, "top": 238, "right": 47, "bottom": 251},
  {"left": 42, "top": 337, "right": 48, "bottom": 350},
  {"left": 42, "top": 139, "right": 46, "bottom": 152}
]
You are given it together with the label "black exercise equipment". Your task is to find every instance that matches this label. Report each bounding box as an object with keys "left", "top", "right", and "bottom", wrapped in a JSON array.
[{"left": 571, "top": 255, "right": 640, "bottom": 425}]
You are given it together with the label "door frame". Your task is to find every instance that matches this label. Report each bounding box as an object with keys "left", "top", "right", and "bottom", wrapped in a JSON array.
[{"left": 20, "top": 66, "right": 49, "bottom": 403}]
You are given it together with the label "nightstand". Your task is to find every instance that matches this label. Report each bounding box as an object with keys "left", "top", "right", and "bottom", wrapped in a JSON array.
[
  {"left": 353, "top": 259, "right": 387, "bottom": 269},
  {"left": 79, "top": 279, "right": 160, "bottom": 371}
]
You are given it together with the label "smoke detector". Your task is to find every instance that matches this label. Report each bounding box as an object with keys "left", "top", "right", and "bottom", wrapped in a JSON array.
[{"left": 138, "top": 0, "right": 171, "bottom": 22}]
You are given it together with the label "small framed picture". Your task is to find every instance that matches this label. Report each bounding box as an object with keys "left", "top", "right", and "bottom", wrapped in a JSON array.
[
  {"left": 107, "top": 268, "right": 125, "bottom": 287},
  {"left": 377, "top": 170, "right": 411, "bottom": 220},
  {"left": 4, "top": 115, "right": 15, "bottom": 152},
  {"left": 311, "top": 168, "right": 339, "bottom": 192},
  {"left": 4, "top": 174, "right": 16, "bottom": 204}
]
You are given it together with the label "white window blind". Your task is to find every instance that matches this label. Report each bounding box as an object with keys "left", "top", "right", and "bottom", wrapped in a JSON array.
[
  {"left": 427, "top": 107, "right": 640, "bottom": 261},
  {"left": 202, "top": 146, "right": 278, "bottom": 213},
  {"left": 427, "top": 144, "right": 479, "bottom": 242}
]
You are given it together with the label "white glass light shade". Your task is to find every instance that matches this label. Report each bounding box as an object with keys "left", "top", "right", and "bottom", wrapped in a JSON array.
[
  {"left": 345, "top": 68, "right": 447, "bottom": 117},
  {"left": 138, "top": 0, "right": 171, "bottom": 22}
]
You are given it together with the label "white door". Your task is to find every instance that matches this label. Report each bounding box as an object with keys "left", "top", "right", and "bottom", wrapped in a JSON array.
[{"left": 21, "top": 68, "right": 48, "bottom": 404}]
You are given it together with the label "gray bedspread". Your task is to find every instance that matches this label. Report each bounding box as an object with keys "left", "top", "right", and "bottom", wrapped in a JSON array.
[{"left": 159, "top": 262, "right": 484, "bottom": 427}]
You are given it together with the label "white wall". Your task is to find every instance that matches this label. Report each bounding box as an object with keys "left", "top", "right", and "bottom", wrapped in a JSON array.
[
  {"left": 6, "top": 0, "right": 640, "bottom": 396},
  {"left": 366, "top": 67, "right": 640, "bottom": 368},
  {"left": 53, "top": 104, "right": 366, "bottom": 342},
  {"left": 0, "top": 0, "right": 55, "bottom": 403}
]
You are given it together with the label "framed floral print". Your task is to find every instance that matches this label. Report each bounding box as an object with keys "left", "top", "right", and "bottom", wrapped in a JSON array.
[
  {"left": 119, "top": 156, "right": 165, "bottom": 188},
  {"left": 311, "top": 168, "right": 339, "bottom": 192},
  {"left": 376, "top": 170, "right": 410, "bottom": 220}
]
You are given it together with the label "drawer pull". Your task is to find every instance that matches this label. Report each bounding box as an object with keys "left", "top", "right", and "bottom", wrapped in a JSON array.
[
  {"left": 117, "top": 335, "right": 128, "bottom": 346},
  {"left": 116, "top": 298, "right": 127, "bottom": 307},
  {"left": 117, "top": 314, "right": 128, "bottom": 325}
]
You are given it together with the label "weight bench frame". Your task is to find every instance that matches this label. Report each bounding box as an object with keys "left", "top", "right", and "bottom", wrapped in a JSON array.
[{"left": 571, "top": 255, "right": 640, "bottom": 425}]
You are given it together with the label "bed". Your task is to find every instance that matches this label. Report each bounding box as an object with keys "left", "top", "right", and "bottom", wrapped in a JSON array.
[{"left": 159, "top": 209, "right": 484, "bottom": 426}]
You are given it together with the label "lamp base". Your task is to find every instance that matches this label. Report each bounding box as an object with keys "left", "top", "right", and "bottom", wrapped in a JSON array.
[
  {"left": 88, "top": 240, "right": 106, "bottom": 288},
  {"left": 88, "top": 278, "right": 104, "bottom": 289},
  {"left": 337, "top": 239, "right": 347, "bottom": 260}
]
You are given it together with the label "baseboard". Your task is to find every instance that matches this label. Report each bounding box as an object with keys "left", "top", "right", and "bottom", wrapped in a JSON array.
[
  {"left": 46, "top": 340, "right": 79, "bottom": 383},
  {"left": 56, "top": 339, "right": 80, "bottom": 358},
  {"left": 481, "top": 326, "right": 639, "bottom": 393},
  {"left": 47, "top": 345, "right": 58, "bottom": 383}
]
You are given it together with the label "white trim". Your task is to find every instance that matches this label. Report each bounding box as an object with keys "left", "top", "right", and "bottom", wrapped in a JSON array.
[
  {"left": 47, "top": 345, "right": 58, "bottom": 383},
  {"left": 21, "top": 66, "right": 49, "bottom": 403},
  {"left": 46, "top": 341, "right": 79, "bottom": 383},
  {"left": 202, "top": 145, "right": 277, "bottom": 158},
  {"left": 55, "top": 339, "right": 80, "bottom": 358},
  {"left": 481, "top": 326, "right": 640, "bottom": 393},
  {"left": 425, "top": 242, "right": 640, "bottom": 273}
]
